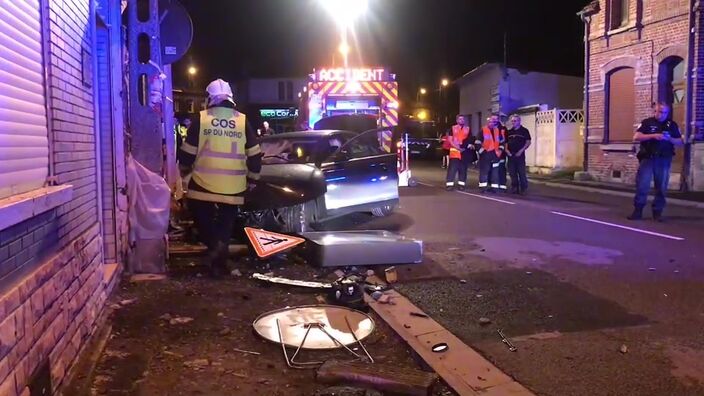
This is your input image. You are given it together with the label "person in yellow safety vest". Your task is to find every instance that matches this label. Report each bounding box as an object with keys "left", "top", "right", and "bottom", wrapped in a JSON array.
[
  {"left": 475, "top": 114, "right": 508, "bottom": 193},
  {"left": 445, "top": 115, "right": 472, "bottom": 191},
  {"left": 178, "top": 79, "right": 263, "bottom": 277}
]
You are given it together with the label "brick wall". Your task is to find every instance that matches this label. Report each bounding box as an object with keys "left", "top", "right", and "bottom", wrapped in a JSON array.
[
  {"left": 585, "top": 0, "right": 691, "bottom": 184},
  {"left": 0, "top": 0, "right": 115, "bottom": 394}
]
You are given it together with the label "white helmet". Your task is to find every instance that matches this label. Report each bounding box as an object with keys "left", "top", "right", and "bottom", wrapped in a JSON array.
[{"left": 206, "top": 79, "right": 234, "bottom": 103}]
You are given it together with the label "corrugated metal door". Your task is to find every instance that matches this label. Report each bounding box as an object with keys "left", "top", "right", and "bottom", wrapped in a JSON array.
[{"left": 0, "top": 0, "right": 49, "bottom": 199}]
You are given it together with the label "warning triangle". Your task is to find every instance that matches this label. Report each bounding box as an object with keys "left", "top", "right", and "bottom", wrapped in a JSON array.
[{"left": 244, "top": 227, "right": 306, "bottom": 258}]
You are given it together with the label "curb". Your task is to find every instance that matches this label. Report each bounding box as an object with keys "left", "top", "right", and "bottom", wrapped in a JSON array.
[{"left": 531, "top": 180, "right": 704, "bottom": 210}]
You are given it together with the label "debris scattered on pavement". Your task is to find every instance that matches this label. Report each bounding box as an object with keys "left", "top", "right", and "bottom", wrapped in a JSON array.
[
  {"left": 478, "top": 317, "right": 492, "bottom": 325},
  {"left": 370, "top": 291, "right": 384, "bottom": 301},
  {"left": 233, "top": 348, "right": 261, "bottom": 356},
  {"left": 169, "top": 316, "right": 194, "bottom": 325},
  {"left": 159, "top": 313, "right": 172, "bottom": 321},
  {"left": 217, "top": 312, "right": 225, "bottom": 318},
  {"left": 219, "top": 327, "right": 231, "bottom": 336},
  {"left": 130, "top": 274, "right": 167, "bottom": 282},
  {"left": 459, "top": 279, "right": 467, "bottom": 284},
  {"left": 498, "top": 329, "right": 517, "bottom": 352},
  {"left": 525, "top": 271, "right": 533, "bottom": 275},
  {"left": 477, "top": 375, "right": 487, "bottom": 381},
  {"left": 252, "top": 273, "right": 333, "bottom": 289},
  {"left": 231, "top": 269, "right": 242, "bottom": 277},
  {"left": 410, "top": 312, "right": 429, "bottom": 318},
  {"left": 316, "top": 295, "right": 327, "bottom": 304},
  {"left": 403, "top": 324, "right": 411, "bottom": 329},
  {"left": 384, "top": 266, "right": 398, "bottom": 284},
  {"left": 183, "top": 359, "right": 209, "bottom": 370},
  {"left": 119, "top": 298, "right": 137, "bottom": 306},
  {"left": 162, "top": 350, "right": 184, "bottom": 358},
  {"left": 366, "top": 270, "right": 375, "bottom": 277},
  {"left": 334, "top": 269, "right": 346, "bottom": 278},
  {"left": 109, "top": 304, "right": 122, "bottom": 310},
  {"left": 620, "top": 344, "right": 629, "bottom": 354},
  {"left": 476, "top": 294, "right": 483, "bottom": 298},
  {"left": 317, "top": 360, "right": 438, "bottom": 395}
]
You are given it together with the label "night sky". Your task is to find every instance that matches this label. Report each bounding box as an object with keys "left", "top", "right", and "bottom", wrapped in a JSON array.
[{"left": 172, "top": 0, "right": 588, "bottom": 104}]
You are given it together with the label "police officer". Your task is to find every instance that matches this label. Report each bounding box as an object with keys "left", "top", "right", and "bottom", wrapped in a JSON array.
[
  {"left": 476, "top": 114, "right": 507, "bottom": 193},
  {"left": 179, "top": 79, "right": 263, "bottom": 277},
  {"left": 628, "top": 102, "right": 683, "bottom": 221}
]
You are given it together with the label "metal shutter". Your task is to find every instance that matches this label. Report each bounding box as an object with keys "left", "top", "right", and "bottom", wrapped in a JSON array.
[
  {"left": 607, "top": 67, "right": 635, "bottom": 142},
  {"left": 0, "top": 0, "right": 48, "bottom": 200}
]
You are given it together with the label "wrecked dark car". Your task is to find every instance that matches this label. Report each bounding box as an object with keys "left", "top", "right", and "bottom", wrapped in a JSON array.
[{"left": 243, "top": 128, "right": 399, "bottom": 233}]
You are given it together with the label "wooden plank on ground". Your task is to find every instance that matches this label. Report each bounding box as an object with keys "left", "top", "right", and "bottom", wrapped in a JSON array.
[
  {"left": 364, "top": 276, "right": 534, "bottom": 396},
  {"left": 317, "top": 360, "right": 438, "bottom": 396}
]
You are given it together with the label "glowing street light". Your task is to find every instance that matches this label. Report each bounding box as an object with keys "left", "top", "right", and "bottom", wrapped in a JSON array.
[
  {"left": 417, "top": 110, "right": 428, "bottom": 120},
  {"left": 441, "top": 78, "right": 449, "bottom": 87},
  {"left": 318, "top": 0, "right": 369, "bottom": 28},
  {"left": 188, "top": 66, "right": 197, "bottom": 76},
  {"left": 419, "top": 88, "right": 427, "bottom": 95}
]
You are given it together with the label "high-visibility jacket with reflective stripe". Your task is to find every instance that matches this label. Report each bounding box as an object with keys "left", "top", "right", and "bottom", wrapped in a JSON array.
[
  {"left": 480, "top": 127, "right": 505, "bottom": 156},
  {"left": 192, "top": 108, "right": 248, "bottom": 196},
  {"left": 449, "top": 125, "right": 470, "bottom": 159}
]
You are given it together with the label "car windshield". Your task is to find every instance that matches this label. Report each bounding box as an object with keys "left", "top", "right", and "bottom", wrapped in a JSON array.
[{"left": 260, "top": 136, "right": 322, "bottom": 164}]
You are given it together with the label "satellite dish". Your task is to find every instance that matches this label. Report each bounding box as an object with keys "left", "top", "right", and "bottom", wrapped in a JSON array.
[
  {"left": 159, "top": 0, "right": 192, "bottom": 64},
  {"left": 253, "top": 305, "right": 375, "bottom": 350}
]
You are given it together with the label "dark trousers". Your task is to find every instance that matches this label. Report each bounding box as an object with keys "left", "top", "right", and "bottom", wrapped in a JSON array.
[
  {"left": 507, "top": 155, "right": 528, "bottom": 192},
  {"left": 634, "top": 157, "right": 672, "bottom": 212},
  {"left": 479, "top": 152, "right": 507, "bottom": 190},
  {"left": 445, "top": 158, "right": 467, "bottom": 187},
  {"left": 189, "top": 199, "right": 239, "bottom": 265}
]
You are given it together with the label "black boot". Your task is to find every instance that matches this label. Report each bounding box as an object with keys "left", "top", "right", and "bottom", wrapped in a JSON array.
[
  {"left": 208, "top": 242, "right": 228, "bottom": 278},
  {"left": 653, "top": 210, "right": 664, "bottom": 222},
  {"left": 627, "top": 206, "right": 644, "bottom": 220}
]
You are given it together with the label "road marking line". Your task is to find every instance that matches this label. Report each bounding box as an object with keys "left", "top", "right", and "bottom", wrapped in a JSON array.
[
  {"left": 551, "top": 211, "right": 685, "bottom": 241},
  {"left": 457, "top": 191, "right": 517, "bottom": 205}
]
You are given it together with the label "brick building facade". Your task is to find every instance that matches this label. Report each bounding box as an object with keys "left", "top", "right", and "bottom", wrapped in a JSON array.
[
  {"left": 0, "top": 0, "right": 125, "bottom": 394},
  {"left": 581, "top": 0, "right": 704, "bottom": 190}
]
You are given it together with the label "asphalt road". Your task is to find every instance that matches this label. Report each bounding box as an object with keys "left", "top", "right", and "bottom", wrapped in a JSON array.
[{"left": 321, "top": 160, "right": 704, "bottom": 396}]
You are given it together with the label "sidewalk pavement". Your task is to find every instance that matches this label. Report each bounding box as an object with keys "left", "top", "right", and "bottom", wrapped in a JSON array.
[{"left": 527, "top": 173, "right": 704, "bottom": 210}]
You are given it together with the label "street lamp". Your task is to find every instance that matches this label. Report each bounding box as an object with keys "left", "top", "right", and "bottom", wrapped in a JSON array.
[
  {"left": 441, "top": 78, "right": 449, "bottom": 87},
  {"left": 319, "top": 0, "right": 369, "bottom": 28},
  {"left": 420, "top": 88, "right": 427, "bottom": 95},
  {"left": 188, "top": 66, "right": 197, "bottom": 76},
  {"left": 439, "top": 78, "right": 450, "bottom": 124}
]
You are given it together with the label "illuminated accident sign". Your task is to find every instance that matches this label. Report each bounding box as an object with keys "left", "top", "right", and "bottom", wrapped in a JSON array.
[{"left": 315, "top": 67, "right": 389, "bottom": 82}]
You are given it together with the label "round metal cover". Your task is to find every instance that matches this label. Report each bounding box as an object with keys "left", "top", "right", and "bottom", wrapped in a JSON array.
[
  {"left": 159, "top": 0, "right": 193, "bottom": 64},
  {"left": 253, "top": 305, "right": 375, "bottom": 350}
]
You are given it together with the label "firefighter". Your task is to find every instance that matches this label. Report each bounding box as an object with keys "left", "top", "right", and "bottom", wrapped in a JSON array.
[
  {"left": 178, "top": 79, "right": 262, "bottom": 277},
  {"left": 476, "top": 114, "right": 507, "bottom": 193},
  {"left": 445, "top": 115, "right": 471, "bottom": 191}
]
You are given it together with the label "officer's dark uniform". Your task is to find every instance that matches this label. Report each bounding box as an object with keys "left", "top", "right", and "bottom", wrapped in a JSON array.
[{"left": 631, "top": 117, "right": 681, "bottom": 220}]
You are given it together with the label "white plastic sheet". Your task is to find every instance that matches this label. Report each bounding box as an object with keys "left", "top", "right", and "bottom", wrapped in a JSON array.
[{"left": 126, "top": 155, "right": 170, "bottom": 241}]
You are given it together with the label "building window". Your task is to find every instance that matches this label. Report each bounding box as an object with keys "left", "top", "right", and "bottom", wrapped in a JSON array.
[
  {"left": 606, "top": 67, "right": 635, "bottom": 142},
  {"left": 278, "top": 81, "right": 285, "bottom": 101},
  {"left": 286, "top": 81, "right": 293, "bottom": 101},
  {"left": 658, "top": 57, "right": 686, "bottom": 127},
  {"left": 187, "top": 99, "right": 194, "bottom": 113},
  {"left": 609, "top": 0, "right": 629, "bottom": 30}
]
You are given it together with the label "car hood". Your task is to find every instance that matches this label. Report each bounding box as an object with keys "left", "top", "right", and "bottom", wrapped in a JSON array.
[{"left": 243, "top": 163, "right": 327, "bottom": 211}]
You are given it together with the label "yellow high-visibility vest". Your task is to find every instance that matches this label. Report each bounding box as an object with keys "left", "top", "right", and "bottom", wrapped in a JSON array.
[{"left": 191, "top": 108, "right": 248, "bottom": 196}]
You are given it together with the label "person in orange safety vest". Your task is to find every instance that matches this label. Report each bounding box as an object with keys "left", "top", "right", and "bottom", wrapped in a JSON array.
[
  {"left": 445, "top": 115, "right": 473, "bottom": 191},
  {"left": 475, "top": 114, "right": 508, "bottom": 193}
]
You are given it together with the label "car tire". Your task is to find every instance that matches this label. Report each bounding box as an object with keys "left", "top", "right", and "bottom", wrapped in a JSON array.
[
  {"left": 278, "top": 201, "right": 316, "bottom": 233},
  {"left": 371, "top": 204, "right": 395, "bottom": 217}
]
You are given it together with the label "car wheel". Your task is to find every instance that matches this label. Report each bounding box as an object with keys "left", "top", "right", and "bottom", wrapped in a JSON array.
[
  {"left": 277, "top": 201, "right": 316, "bottom": 233},
  {"left": 371, "top": 204, "right": 395, "bottom": 217}
]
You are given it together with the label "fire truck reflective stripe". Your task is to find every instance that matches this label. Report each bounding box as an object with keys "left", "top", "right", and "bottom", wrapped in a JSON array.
[
  {"left": 491, "top": 184, "right": 500, "bottom": 188},
  {"left": 458, "top": 181, "right": 466, "bottom": 186},
  {"left": 446, "top": 182, "right": 454, "bottom": 186},
  {"left": 479, "top": 182, "right": 488, "bottom": 187}
]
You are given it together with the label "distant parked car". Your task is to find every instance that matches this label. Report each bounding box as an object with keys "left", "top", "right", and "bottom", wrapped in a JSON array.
[{"left": 243, "top": 128, "right": 399, "bottom": 232}]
